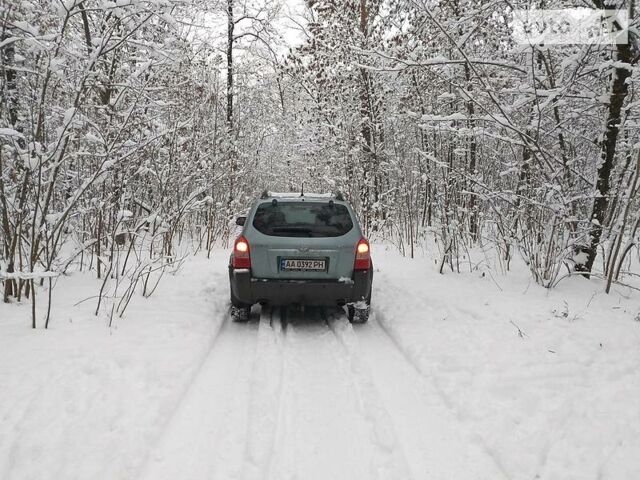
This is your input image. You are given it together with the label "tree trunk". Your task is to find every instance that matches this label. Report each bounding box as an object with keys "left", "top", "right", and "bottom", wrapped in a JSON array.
[
  {"left": 464, "top": 62, "right": 478, "bottom": 242},
  {"left": 581, "top": 39, "right": 634, "bottom": 275},
  {"left": 226, "top": 0, "right": 234, "bottom": 131},
  {"left": 225, "top": 0, "right": 236, "bottom": 243}
]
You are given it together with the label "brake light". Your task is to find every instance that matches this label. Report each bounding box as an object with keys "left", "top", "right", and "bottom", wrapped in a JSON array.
[
  {"left": 232, "top": 236, "right": 251, "bottom": 268},
  {"left": 354, "top": 238, "right": 371, "bottom": 270}
]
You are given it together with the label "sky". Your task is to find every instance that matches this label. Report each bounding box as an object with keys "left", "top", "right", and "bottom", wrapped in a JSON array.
[
  {"left": 278, "top": 0, "right": 308, "bottom": 50},
  {"left": 192, "top": 0, "right": 308, "bottom": 59}
]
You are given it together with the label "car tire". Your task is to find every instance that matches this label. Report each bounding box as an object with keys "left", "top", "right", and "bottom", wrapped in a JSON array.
[
  {"left": 230, "top": 292, "right": 251, "bottom": 322},
  {"left": 349, "top": 304, "right": 369, "bottom": 323},
  {"left": 347, "top": 286, "right": 372, "bottom": 324},
  {"left": 347, "top": 295, "right": 371, "bottom": 324},
  {"left": 231, "top": 305, "right": 251, "bottom": 322}
]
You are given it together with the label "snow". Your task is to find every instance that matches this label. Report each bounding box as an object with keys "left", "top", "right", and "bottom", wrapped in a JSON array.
[
  {"left": 0, "top": 128, "right": 25, "bottom": 139},
  {"left": 0, "top": 37, "right": 20, "bottom": 49},
  {"left": 1, "top": 247, "right": 639, "bottom": 480},
  {"left": 116, "top": 209, "right": 134, "bottom": 221},
  {"left": 422, "top": 112, "right": 467, "bottom": 122},
  {"left": 45, "top": 212, "right": 63, "bottom": 224},
  {"left": 0, "top": 270, "right": 59, "bottom": 280},
  {"left": 62, "top": 108, "right": 78, "bottom": 128},
  {"left": 573, "top": 250, "right": 589, "bottom": 266}
]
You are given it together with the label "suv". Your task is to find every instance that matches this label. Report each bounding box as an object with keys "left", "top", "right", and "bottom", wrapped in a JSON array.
[{"left": 228, "top": 191, "right": 373, "bottom": 323}]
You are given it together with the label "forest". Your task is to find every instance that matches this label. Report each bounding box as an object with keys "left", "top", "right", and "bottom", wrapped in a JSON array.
[
  {"left": 1, "top": 0, "right": 639, "bottom": 326},
  {"left": 2, "top": 3, "right": 640, "bottom": 480}
]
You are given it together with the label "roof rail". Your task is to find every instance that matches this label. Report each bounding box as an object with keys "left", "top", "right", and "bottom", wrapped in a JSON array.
[{"left": 259, "top": 190, "right": 346, "bottom": 201}]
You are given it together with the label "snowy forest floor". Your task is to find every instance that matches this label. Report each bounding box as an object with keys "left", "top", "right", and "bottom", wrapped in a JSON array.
[{"left": 1, "top": 246, "right": 639, "bottom": 480}]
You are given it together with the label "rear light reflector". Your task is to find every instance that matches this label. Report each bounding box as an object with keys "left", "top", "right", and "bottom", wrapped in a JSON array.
[
  {"left": 232, "top": 235, "right": 251, "bottom": 269},
  {"left": 354, "top": 238, "right": 371, "bottom": 271}
]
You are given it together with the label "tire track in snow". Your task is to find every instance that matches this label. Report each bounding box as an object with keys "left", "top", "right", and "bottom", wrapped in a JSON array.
[
  {"left": 0, "top": 363, "right": 75, "bottom": 464},
  {"left": 242, "top": 307, "right": 288, "bottom": 480},
  {"left": 135, "top": 301, "right": 232, "bottom": 479},
  {"left": 276, "top": 308, "right": 375, "bottom": 480},
  {"left": 0, "top": 372, "right": 75, "bottom": 479},
  {"left": 245, "top": 307, "right": 383, "bottom": 480},
  {"left": 371, "top": 306, "right": 512, "bottom": 479},
  {"left": 323, "top": 309, "right": 414, "bottom": 480},
  {"left": 264, "top": 308, "right": 304, "bottom": 480}
]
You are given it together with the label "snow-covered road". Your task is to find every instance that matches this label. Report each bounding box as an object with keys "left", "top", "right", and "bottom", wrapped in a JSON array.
[
  {"left": 139, "top": 306, "right": 504, "bottom": 480},
  {"left": 1, "top": 247, "right": 639, "bottom": 480}
]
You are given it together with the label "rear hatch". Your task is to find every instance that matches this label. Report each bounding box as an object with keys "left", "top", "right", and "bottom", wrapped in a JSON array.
[{"left": 247, "top": 200, "right": 358, "bottom": 280}]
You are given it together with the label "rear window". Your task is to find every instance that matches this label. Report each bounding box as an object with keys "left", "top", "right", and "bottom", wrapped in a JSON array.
[{"left": 252, "top": 201, "right": 354, "bottom": 237}]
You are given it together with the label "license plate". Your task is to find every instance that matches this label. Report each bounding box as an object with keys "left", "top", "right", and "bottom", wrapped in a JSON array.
[{"left": 280, "top": 258, "right": 327, "bottom": 271}]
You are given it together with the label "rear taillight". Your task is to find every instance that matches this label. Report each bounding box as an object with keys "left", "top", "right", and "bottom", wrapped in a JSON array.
[
  {"left": 232, "top": 235, "right": 251, "bottom": 269},
  {"left": 354, "top": 238, "right": 371, "bottom": 271}
]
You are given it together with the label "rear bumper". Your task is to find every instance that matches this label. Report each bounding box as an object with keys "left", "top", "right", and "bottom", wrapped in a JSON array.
[{"left": 229, "top": 267, "right": 372, "bottom": 307}]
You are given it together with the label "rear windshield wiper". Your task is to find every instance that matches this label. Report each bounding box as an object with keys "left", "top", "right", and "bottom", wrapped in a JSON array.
[{"left": 271, "top": 226, "right": 312, "bottom": 233}]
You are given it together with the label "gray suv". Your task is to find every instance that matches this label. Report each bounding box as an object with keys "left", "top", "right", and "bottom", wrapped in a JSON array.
[{"left": 228, "top": 191, "right": 373, "bottom": 323}]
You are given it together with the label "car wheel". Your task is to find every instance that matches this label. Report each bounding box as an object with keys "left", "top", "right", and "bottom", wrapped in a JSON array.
[
  {"left": 350, "top": 304, "right": 369, "bottom": 324},
  {"left": 231, "top": 304, "right": 251, "bottom": 322},
  {"left": 347, "top": 304, "right": 355, "bottom": 321},
  {"left": 347, "top": 302, "right": 370, "bottom": 323},
  {"left": 347, "top": 296, "right": 370, "bottom": 324},
  {"left": 230, "top": 292, "right": 251, "bottom": 322}
]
